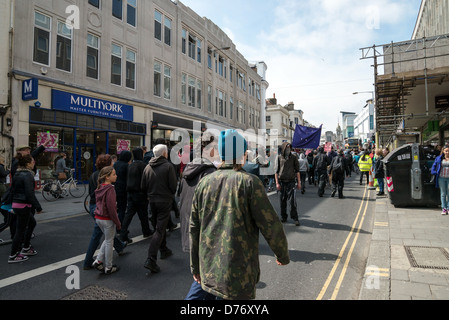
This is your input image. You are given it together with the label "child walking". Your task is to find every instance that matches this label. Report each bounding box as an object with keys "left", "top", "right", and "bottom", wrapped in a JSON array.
[{"left": 92, "top": 166, "right": 121, "bottom": 274}]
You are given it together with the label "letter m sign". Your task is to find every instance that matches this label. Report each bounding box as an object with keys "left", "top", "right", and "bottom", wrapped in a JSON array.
[{"left": 22, "top": 78, "right": 39, "bottom": 101}]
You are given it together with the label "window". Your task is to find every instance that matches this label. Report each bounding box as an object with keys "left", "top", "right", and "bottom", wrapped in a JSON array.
[
  {"left": 164, "top": 65, "right": 171, "bottom": 100},
  {"left": 188, "top": 34, "right": 196, "bottom": 60},
  {"left": 111, "top": 44, "right": 122, "bottom": 85},
  {"left": 207, "top": 47, "right": 212, "bottom": 69},
  {"left": 197, "top": 80, "right": 202, "bottom": 109},
  {"left": 207, "top": 85, "right": 212, "bottom": 112},
  {"left": 33, "top": 12, "right": 51, "bottom": 65},
  {"left": 230, "top": 97, "right": 234, "bottom": 120},
  {"left": 154, "top": 10, "right": 162, "bottom": 41},
  {"left": 56, "top": 21, "right": 72, "bottom": 72},
  {"left": 89, "top": 0, "right": 100, "bottom": 8},
  {"left": 87, "top": 33, "right": 99, "bottom": 79},
  {"left": 181, "top": 74, "right": 187, "bottom": 104},
  {"left": 197, "top": 40, "right": 202, "bottom": 63},
  {"left": 218, "top": 56, "right": 224, "bottom": 76},
  {"left": 154, "top": 61, "right": 161, "bottom": 97},
  {"left": 127, "top": 0, "right": 137, "bottom": 27},
  {"left": 229, "top": 64, "right": 233, "bottom": 83},
  {"left": 164, "top": 17, "right": 171, "bottom": 46},
  {"left": 188, "top": 76, "right": 196, "bottom": 107},
  {"left": 112, "top": 0, "right": 123, "bottom": 20},
  {"left": 126, "top": 49, "right": 136, "bottom": 89},
  {"left": 182, "top": 29, "right": 187, "bottom": 54},
  {"left": 218, "top": 91, "right": 224, "bottom": 117},
  {"left": 266, "top": 116, "right": 271, "bottom": 122}
]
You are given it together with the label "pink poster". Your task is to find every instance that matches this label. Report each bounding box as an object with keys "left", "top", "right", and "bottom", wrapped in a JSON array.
[
  {"left": 117, "top": 139, "right": 131, "bottom": 154},
  {"left": 37, "top": 132, "right": 59, "bottom": 152}
]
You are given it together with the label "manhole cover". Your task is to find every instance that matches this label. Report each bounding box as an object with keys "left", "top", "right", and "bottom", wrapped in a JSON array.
[
  {"left": 404, "top": 246, "right": 449, "bottom": 270},
  {"left": 62, "top": 285, "right": 128, "bottom": 300}
]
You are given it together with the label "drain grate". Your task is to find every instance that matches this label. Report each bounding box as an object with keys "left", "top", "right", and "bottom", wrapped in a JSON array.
[
  {"left": 404, "top": 246, "right": 449, "bottom": 270},
  {"left": 62, "top": 285, "right": 128, "bottom": 300}
]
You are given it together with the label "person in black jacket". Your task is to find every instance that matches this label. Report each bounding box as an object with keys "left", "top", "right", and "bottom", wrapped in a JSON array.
[
  {"left": 113, "top": 151, "right": 132, "bottom": 223},
  {"left": 374, "top": 149, "right": 385, "bottom": 196},
  {"left": 8, "top": 154, "right": 42, "bottom": 263},
  {"left": 313, "top": 147, "right": 331, "bottom": 197},
  {"left": 329, "top": 149, "right": 347, "bottom": 199},
  {"left": 142, "top": 144, "right": 178, "bottom": 273},
  {"left": 119, "top": 148, "right": 152, "bottom": 244}
]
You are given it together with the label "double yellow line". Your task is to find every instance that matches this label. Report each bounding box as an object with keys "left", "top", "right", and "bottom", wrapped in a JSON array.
[{"left": 316, "top": 187, "right": 370, "bottom": 300}]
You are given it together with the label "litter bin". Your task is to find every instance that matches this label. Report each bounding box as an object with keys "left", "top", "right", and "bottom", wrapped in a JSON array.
[{"left": 383, "top": 143, "right": 440, "bottom": 207}]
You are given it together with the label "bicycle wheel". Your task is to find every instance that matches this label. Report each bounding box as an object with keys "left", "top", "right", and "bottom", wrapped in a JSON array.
[
  {"left": 42, "top": 182, "right": 61, "bottom": 201},
  {"left": 68, "top": 180, "right": 86, "bottom": 198},
  {"left": 84, "top": 194, "right": 90, "bottom": 213}
]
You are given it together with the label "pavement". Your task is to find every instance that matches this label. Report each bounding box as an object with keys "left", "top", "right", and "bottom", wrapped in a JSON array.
[{"left": 359, "top": 191, "right": 449, "bottom": 300}]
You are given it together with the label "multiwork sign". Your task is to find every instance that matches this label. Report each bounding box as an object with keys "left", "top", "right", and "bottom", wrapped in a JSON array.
[{"left": 51, "top": 90, "right": 134, "bottom": 121}]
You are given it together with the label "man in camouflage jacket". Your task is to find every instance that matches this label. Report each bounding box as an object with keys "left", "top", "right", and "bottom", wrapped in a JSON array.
[{"left": 190, "top": 130, "right": 290, "bottom": 300}]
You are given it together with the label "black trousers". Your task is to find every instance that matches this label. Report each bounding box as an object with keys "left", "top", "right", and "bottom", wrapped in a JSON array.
[
  {"left": 332, "top": 173, "right": 345, "bottom": 198},
  {"left": 360, "top": 171, "right": 370, "bottom": 185},
  {"left": 120, "top": 193, "right": 151, "bottom": 240},
  {"left": 10, "top": 206, "right": 36, "bottom": 256},
  {"left": 147, "top": 200, "right": 172, "bottom": 260},
  {"left": 279, "top": 181, "right": 298, "bottom": 220}
]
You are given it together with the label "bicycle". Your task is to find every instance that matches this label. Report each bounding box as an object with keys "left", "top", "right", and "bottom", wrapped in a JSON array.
[{"left": 42, "top": 169, "right": 86, "bottom": 201}]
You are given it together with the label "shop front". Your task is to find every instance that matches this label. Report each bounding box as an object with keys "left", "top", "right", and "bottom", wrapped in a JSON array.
[{"left": 29, "top": 90, "right": 146, "bottom": 182}]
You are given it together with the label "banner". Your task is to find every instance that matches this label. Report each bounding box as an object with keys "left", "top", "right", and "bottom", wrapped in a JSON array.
[{"left": 292, "top": 124, "right": 322, "bottom": 149}]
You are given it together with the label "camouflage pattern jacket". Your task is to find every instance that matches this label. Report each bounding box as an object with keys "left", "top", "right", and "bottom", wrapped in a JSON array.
[{"left": 190, "top": 164, "right": 290, "bottom": 300}]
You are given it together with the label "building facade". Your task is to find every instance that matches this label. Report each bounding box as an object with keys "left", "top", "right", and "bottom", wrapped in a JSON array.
[
  {"left": 412, "top": 0, "right": 449, "bottom": 39},
  {"left": 1, "top": 0, "right": 265, "bottom": 181}
]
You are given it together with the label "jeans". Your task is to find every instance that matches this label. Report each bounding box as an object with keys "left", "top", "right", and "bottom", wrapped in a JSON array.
[
  {"left": 147, "top": 200, "right": 172, "bottom": 260},
  {"left": 279, "top": 181, "right": 298, "bottom": 220},
  {"left": 377, "top": 178, "right": 384, "bottom": 193},
  {"left": 185, "top": 281, "right": 217, "bottom": 300},
  {"left": 10, "top": 206, "right": 36, "bottom": 256},
  {"left": 83, "top": 204, "right": 126, "bottom": 268},
  {"left": 331, "top": 173, "right": 345, "bottom": 198},
  {"left": 95, "top": 219, "right": 116, "bottom": 270},
  {"left": 439, "top": 177, "right": 449, "bottom": 210}
]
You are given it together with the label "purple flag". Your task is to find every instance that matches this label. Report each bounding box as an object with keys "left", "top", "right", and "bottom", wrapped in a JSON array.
[{"left": 292, "top": 124, "right": 322, "bottom": 149}]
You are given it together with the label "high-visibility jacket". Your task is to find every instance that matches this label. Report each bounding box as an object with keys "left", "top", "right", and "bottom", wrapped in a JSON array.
[{"left": 358, "top": 156, "right": 372, "bottom": 172}]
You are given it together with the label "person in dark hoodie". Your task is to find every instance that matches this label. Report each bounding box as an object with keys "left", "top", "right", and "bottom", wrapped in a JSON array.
[
  {"left": 275, "top": 142, "right": 301, "bottom": 226},
  {"left": 92, "top": 166, "right": 121, "bottom": 274},
  {"left": 180, "top": 133, "right": 218, "bottom": 300},
  {"left": 141, "top": 144, "right": 178, "bottom": 273},
  {"left": 120, "top": 148, "right": 152, "bottom": 243},
  {"left": 113, "top": 150, "right": 132, "bottom": 223}
]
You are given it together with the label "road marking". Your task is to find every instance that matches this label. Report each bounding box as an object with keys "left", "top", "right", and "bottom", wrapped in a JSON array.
[
  {"left": 330, "top": 195, "right": 369, "bottom": 299},
  {"left": 0, "top": 235, "right": 147, "bottom": 289},
  {"left": 374, "top": 222, "right": 389, "bottom": 227},
  {"left": 316, "top": 187, "right": 368, "bottom": 300}
]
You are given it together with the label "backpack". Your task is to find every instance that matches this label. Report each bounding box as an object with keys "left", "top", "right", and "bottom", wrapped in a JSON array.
[{"left": 332, "top": 157, "right": 344, "bottom": 174}]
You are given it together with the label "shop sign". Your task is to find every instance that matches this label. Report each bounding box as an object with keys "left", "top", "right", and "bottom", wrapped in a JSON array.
[
  {"left": 22, "top": 78, "right": 39, "bottom": 101},
  {"left": 51, "top": 90, "right": 134, "bottom": 121}
]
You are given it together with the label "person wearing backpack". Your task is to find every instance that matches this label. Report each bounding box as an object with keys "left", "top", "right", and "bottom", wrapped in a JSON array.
[{"left": 329, "top": 149, "right": 347, "bottom": 199}]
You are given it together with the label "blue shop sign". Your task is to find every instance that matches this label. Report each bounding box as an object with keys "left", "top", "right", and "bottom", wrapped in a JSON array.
[
  {"left": 22, "top": 78, "right": 39, "bottom": 101},
  {"left": 51, "top": 90, "right": 134, "bottom": 122}
]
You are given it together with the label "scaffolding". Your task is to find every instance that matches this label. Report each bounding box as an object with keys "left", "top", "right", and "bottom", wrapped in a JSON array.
[{"left": 360, "top": 34, "right": 449, "bottom": 147}]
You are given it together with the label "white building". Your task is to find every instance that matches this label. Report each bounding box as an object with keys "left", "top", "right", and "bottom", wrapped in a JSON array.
[{"left": 354, "top": 100, "right": 375, "bottom": 144}]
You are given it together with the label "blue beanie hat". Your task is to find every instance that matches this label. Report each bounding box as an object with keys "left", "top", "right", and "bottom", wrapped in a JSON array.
[{"left": 219, "top": 130, "right": 248, "bottom": 161}]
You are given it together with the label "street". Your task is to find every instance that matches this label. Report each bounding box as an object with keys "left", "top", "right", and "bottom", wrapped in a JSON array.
[{"left": 0, "top": 174, "right": 375, "bottom": 301}]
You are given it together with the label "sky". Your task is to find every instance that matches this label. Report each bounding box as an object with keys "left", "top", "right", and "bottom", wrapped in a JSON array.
[{"left": 180, "top": 0, "right": 422, "bottom": 133}]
